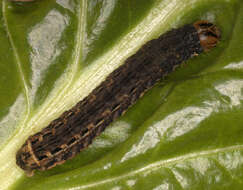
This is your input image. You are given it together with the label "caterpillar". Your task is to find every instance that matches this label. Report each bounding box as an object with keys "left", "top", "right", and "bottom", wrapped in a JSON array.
[{"left": 16, "top": 20, "right": 221, "bottom": 176}]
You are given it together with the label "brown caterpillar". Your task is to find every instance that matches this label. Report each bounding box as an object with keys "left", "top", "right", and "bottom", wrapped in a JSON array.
[{"left": 16, "top": 20, "right": 221, "bottom": 176}]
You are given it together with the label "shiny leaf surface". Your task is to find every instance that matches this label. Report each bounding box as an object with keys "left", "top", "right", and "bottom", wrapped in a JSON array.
[{"left": 0, "top": 0, "right": 242, "bottom": 189}]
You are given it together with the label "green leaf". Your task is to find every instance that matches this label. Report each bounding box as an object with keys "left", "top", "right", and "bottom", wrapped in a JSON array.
[{"left": 0, "top": 0, "right": 242, "bottom": 189}]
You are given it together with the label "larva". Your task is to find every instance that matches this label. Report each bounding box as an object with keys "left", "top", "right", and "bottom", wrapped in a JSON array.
[{"left": 16, "top": 20, "right": 220, "bottom": 176}]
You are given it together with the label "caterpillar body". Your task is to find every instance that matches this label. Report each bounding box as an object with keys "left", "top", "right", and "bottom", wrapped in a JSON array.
[{"left": 16, "top": 20, "right": 221, "bottom": 176}]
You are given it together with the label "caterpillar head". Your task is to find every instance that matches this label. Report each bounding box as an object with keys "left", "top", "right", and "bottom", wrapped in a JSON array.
[{"left": 194, "top": 20, "right": 221, "bottom": 51}]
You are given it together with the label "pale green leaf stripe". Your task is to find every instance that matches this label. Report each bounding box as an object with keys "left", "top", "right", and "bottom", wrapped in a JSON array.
[
  {"left": 0, "top": 1, "right": 31, "bottom": 149},
  {"left": 0, "top": 1, "right": 87, "bottom": 189},
  {"left": 0, "top": 0, "right": 235, "bottom": 189}
]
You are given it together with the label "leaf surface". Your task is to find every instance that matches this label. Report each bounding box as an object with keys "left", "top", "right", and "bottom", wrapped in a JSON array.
[{"left": 0, "top": 0, "right": 242, "bottom": 189}]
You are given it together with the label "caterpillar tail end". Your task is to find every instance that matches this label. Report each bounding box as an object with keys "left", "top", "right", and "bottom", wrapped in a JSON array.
[{"left": 16, "top": 141, "right": 38, "bottom": 177}]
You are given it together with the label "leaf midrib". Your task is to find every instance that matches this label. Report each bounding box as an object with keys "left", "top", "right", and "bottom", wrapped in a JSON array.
[{"left": 0, "top": 2, "right": 89, "bottom": 189}]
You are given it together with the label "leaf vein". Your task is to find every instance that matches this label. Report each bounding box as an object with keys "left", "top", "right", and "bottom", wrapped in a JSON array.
[
  {"left": 2, "top": 2, "right": 30, "bottom": 117},
  {"left": 70, "top": 145, "right": 243, "bottom": 190}
]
